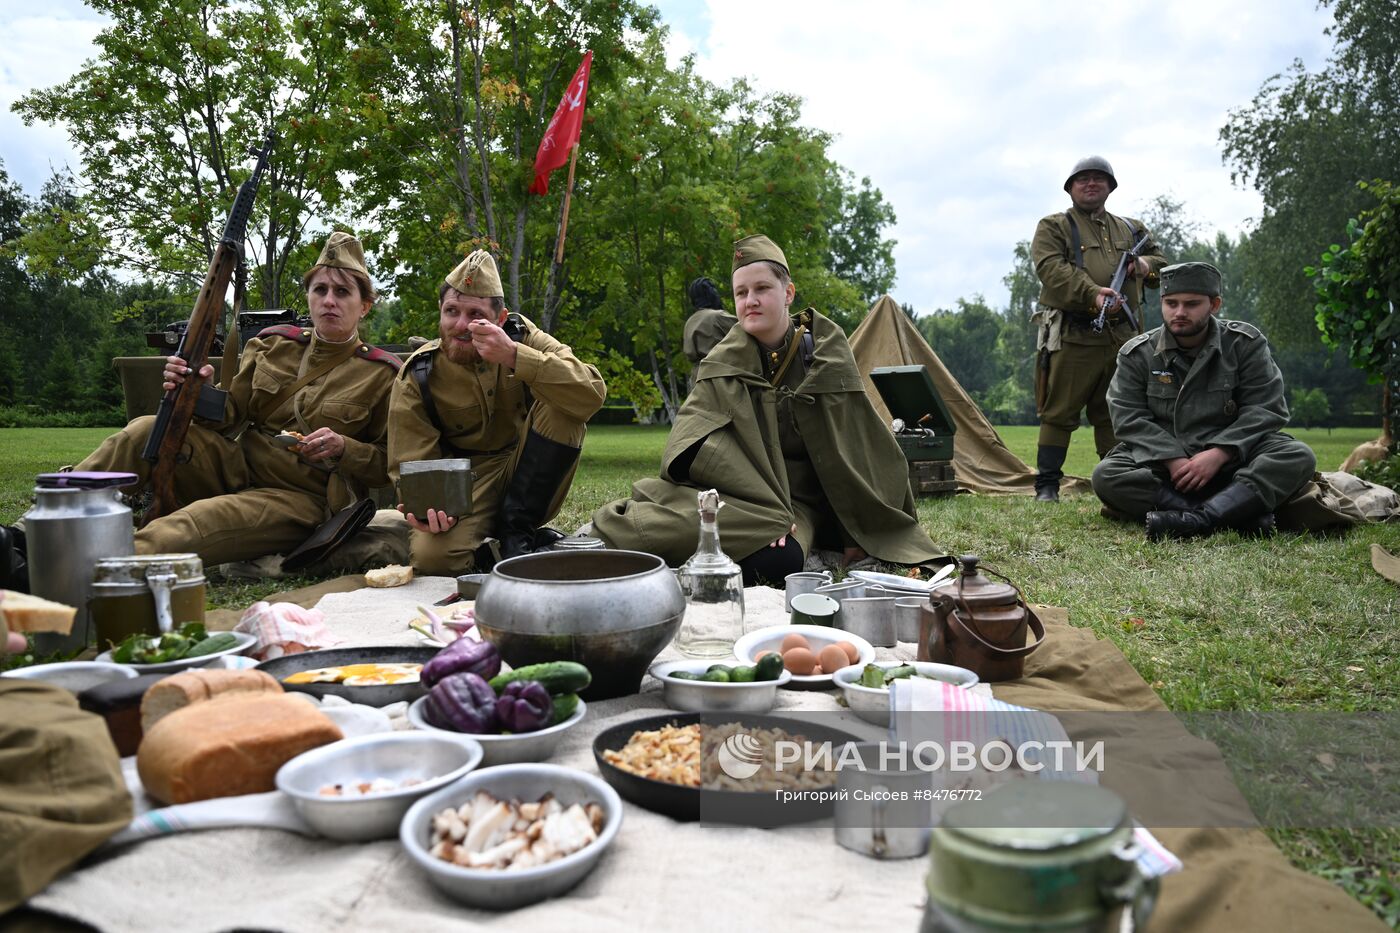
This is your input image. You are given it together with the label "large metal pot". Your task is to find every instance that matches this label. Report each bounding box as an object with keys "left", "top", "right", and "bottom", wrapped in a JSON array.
[{"left": 474, "top": 550, "right": 684, "bottom": 700}]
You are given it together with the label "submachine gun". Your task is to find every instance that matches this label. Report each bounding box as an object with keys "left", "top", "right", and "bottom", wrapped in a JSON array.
[
  {"left": 140, "top": 130, "right": 275, "bottom": 525},
  {"left": 1091, "top": 229, "right": 1152, "bottom": 334}
]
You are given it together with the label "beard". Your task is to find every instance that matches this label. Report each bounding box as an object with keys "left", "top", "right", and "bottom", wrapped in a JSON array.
[
  {"left": 440, "top": 329, "right": 479, "bottom": 365},
  {"left": 1167, "top": 318, "right": 1210, "bottom": 341}
]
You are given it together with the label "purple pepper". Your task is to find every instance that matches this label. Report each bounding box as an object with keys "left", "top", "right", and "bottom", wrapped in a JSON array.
[
  {"left": 426, "top": 672, "right": 500, "bottom": 734},
  {"left": 421, "top": 638, "right": 501, "bottom": 689},
  {"left": 495, "top": 680, "right": 553, "bottom": 733}
]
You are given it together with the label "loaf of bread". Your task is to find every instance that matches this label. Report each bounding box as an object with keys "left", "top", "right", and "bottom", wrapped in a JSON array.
[
  {"left": 140, "top": 668, "right": 282, "bottom": 734},
  {"left": 0, "top": 590, "right": 77, "bottom": 634},
  {"left": 137, "top": 693, "right": 343, "bottom": 804},
  {"left": 364, "top": 564, "right": 413, "bottom": 587}
]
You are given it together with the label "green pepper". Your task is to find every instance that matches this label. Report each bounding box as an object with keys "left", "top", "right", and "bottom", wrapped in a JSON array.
[
  {"left": 883, "top": 665, "right": 918, "bottom": 684},
  {"left": 858, "top": 664, "right": 887, "bottom": 689},
  {"left": 729, "top": 666, "right": 757, "bottom": 683}
]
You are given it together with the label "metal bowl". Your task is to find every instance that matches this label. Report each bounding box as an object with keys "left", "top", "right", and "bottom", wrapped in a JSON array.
[
  {"left": 406, "top": 695, "right": 587, "bottom": 765},
  {"left": 1, "top": 661, "right": 136, "bottom": 693},
  {"left": 474, "top": 550, "right": 684, "bottom": 700},
  {"left": 256, "top": 646, "right": 438, "bottom": 707},
  {"left": 276, "top": 732, "right": 484, "bottom": 841},
  {"left": 400, "top": 762, "right": 623, "bottom": 910},
  {"left": 649, "top": 660, "right": 792, "bottom": 713},
  {"left": 832, "top": 660, "right": 979, "bottom": 725},
  {"left": 456, "top": 573, "right": 490, "bottom": 600}
]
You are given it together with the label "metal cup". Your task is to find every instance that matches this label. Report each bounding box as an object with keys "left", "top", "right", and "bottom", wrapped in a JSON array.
[
  {"left": 815, "top": 579, "right": 865, "bottom": 604},
  {"left": 894, "top": 596, "right": 927, "bottom": 644},
  {"left": 784, "top": 571, "right": 832, "bottom": 612},
  {"left": 837, "top": 596, "right": 898, "bottom": 647},
  {"left": 834, "top": 742, "right": 934, "bottom": 859},
  {"left": 790, "top": 592, "right": 841, "bottom": 627}
]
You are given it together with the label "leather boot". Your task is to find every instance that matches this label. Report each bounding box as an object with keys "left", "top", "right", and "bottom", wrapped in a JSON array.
[
  {"left": 0, "top": 526, "right": 29, "bottom": 593},
  {"left": 1034, "top": 445, "right": 1068, "bottom": 502},
  {"left": 1152, "top": 483, "right": 1274, "bottom": 536},
  {"left": 1145, "top": 483, "right": 1273, "bottom": 541},
  {"left": 497, "top": 431, "right": 582, "bottom": 560}
]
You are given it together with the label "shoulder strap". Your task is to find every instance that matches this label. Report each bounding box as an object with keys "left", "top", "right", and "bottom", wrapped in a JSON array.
[
  {"left": 357, "top": 344, "right": 402, "bottom": 372},
  {"left": 257, "top": 324, "right": 311, "bottom": 343},
  {"left": 409, "top": 352, "right": 471, "bottom": 458},
  {"left": 1064, "top": 210, "right": 1084, "bottom": 269}
]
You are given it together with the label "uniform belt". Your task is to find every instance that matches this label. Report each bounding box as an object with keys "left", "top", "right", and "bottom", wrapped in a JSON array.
[{"left": 1063, "top": 309, "right": 1124, "bottom": 329}]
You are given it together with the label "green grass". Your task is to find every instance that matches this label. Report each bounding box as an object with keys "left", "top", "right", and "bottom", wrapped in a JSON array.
[{"left": 2, "top": 422, "right": 1397, "bottom": 923}]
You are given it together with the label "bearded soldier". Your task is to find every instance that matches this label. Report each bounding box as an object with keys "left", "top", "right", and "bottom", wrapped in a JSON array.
[
  {"left": 1093, "top": 262, "right": 1316, "bottom": 539},
  {"left": 1031, "top": 156, "right": 1166, "bottom": 501},
  {"left": 389, "top": 250, "right": 606, "bottom": 573}
]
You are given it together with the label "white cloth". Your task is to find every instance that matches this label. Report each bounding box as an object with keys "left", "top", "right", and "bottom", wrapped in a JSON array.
[{"left": 34, "top": 583, "right": 1173, "bottom": 931}]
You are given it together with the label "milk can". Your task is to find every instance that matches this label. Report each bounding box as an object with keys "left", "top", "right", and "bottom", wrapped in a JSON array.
[
  {"left": 922, "top": 782, "right": 1159, "bottom": 932},
  {"left": 90, "top": 553, "right": 206, "bottom": 650},
  {"left": 25, "top": 484, "right": 135, "bottom": 653}
]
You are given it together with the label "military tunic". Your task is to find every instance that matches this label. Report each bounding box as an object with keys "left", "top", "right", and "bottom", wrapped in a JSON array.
[
  {"left": 78, "top": 328, "right": 396, "bottom": 564},
  {"left": 388, "top": 316, "right": 606, "bottom": 574},
  {"left": 592, "top": 310, "right": 941, "bottom": 566},
  {"left": 682, "top": 307, "right": 738, "bottom": 365},
  {"left": 1092, "top": 318, "right": 1316, "bottom": 515},
  {"left": 1031, "top": 207, "right": 1165, "bottom": 454}
]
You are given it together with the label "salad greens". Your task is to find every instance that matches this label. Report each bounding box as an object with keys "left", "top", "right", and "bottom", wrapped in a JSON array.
[{"left": 108, "top": 622, "right": 238, "bottom": 664}]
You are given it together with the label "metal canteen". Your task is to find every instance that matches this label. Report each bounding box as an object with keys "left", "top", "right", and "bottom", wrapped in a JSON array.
[
  {"left": 24, "top": 484, "right": 135, "bottom": 653},
  {"left": 473, "top": 549, "right": 685, "bottom": 700}
]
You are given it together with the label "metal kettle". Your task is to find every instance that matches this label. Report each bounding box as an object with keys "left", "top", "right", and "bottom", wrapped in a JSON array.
[{"left": 918, "top": 554, "right": 1045, "bottom": 682}]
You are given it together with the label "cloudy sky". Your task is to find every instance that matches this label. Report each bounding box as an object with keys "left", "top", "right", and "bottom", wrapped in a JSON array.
[{"left": 1, "top": 0, "right": 1335, "bottom": 310}]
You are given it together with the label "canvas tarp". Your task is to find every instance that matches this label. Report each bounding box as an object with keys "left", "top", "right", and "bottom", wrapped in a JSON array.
[{"left": 848, "top": 295, "right": 1091, "bottom": 495}]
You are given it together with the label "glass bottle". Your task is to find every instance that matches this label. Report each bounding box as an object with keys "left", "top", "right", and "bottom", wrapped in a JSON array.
[{"left": 674, "top": 489, "right": 745, "bottom": 658}]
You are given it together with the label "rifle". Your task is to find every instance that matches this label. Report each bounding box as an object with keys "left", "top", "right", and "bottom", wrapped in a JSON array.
[
  {"left": 140, "top": 131, "right": 275, "bottom": 526},
  {"left": 1091, "top": 229, "right": 1152, "bottom": 334}
]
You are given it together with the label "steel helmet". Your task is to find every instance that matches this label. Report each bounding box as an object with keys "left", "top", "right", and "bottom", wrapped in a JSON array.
[{"left": 1064, "top": 156, "right": 1118, "bottom": 192}]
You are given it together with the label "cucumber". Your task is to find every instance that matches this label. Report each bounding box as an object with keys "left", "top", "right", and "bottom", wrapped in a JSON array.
[
  {"left": 706, "top": 664, "right": 733, "bottom": 675},
  {"left": 668, "top": 671, "right": 700, "bottom": 681},
  {"left": 183, "top": 632, "right": 239, "bottom": 658},
  {"left": 754, "top": 653, "right": 784, "bottom": 682},
  {"left": 550, "top": 693, "right": 580, "bottom": 724},
  {"left": 729, "top": 666, "right": 757, "bottom": 683},
  {"left": 489, "top": 661, "right": 591, "bottom": 696},
  {"left": 700, "top": 669, "right": 730, "bottom": 683}
]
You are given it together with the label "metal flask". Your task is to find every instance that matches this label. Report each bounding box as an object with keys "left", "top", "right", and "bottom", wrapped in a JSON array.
[{"left": 25, "top": 485, "right": 136, "bottom": 653}]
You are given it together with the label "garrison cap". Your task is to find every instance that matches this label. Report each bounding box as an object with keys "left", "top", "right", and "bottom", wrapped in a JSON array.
[
  {"left": 1160, "top": 261, "right": 1222, "bottom": 297},
  {"left": 1064, "top": 155, "right": 1118, "bottom": 192},
  {"left": 444, "top": 249, "right": 505, "bottom": 299},
  {"left": 732, "top": 234, "right": 788, "bottom": 274},
  {"left": 312, "top": 231, "right": 370, "bottom": 278}
]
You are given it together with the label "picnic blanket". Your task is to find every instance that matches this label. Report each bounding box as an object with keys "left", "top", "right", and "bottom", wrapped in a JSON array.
[{"left": 30, "top": 577, "right": 1386, "bottom": 932}]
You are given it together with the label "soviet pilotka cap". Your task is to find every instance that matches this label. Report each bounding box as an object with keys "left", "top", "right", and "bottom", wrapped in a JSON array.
[
  {"left": 732, "top": 234, "right": 789, "bottom": 273},
  {"left": 312, "top": 231, "right": 370, "bottom": 278},
  {"left": 444, "top": 249, "right": 505, "bottom": 299},
  {"left": 1160, "top": 261, "right": 1222, "bottom": 297}
]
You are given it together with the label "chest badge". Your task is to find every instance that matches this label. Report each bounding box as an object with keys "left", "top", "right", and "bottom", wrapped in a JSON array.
[
  {"left": 1224, "top": 399, "right": 1238, "bottom": 416},
  {"left": 1151, "top": 370, "right": 1174, "bottom": 385}
]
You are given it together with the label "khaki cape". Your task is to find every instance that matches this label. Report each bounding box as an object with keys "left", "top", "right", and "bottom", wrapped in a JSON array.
[{"left": 593, "top": 310, "right": 942, "bottom": 566}]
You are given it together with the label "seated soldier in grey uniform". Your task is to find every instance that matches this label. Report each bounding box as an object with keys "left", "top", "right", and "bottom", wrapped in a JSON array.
[
  {"left": 1092, "top": 261, "right": 1316, "bottom": 539},
  {"left": 389, "top": 250, "right": 607, "bottom": 573}
]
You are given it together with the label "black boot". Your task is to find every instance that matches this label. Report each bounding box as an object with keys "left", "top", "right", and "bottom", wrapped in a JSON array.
[
  {"left": 497, "top": 431, "right": 582, "bottom": 561},
  {"left": 1151, "top": 483, "right": 1274, "bottom": 537},
  {"left": 0, "top": 526, "right": 28, "bottom": 593},
  {"left": 1145, "top": 483, "right": 1273, "bottom": 541},
  {"left": 1035, "top": 445, "right": 1068, "bottom": 502}
]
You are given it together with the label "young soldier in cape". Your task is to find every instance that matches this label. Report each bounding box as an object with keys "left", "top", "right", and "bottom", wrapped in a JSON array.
[
  {"left": 591, "top": 235, "right": 941, "bottom": 583},
  {"left": 1092, "top": 261, "right": 1316, "bottom": 539},
  {"left": 388, "top": 250, "right": 606, "bottom": 573}
]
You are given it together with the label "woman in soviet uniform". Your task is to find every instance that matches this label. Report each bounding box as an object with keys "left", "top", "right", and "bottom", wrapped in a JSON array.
[
  {"left": 593, "top": 234, "right": 941, "bottom": 583},
  {"left": 72, "top": 232, "right": 400, "bottom": 565}
]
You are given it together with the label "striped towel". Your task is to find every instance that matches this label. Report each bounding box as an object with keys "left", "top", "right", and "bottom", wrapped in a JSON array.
[{"left": 890, "top": 677, "right": 1182, "bottom": 878}]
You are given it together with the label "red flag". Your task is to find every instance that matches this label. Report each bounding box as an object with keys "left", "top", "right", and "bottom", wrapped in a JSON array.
[{"left": 529, "top": 51, "right": 592, "bottom": 195}]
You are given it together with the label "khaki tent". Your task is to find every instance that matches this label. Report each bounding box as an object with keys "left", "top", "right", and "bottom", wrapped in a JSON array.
[{"left": 848, "top": 295, "right": 1090, "bottom": 495}]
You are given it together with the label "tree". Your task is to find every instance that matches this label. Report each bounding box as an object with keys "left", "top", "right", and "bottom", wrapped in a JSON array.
[
  {"left": 1219, "top": 0, "right": 1400, "bottom": 347},
  {"left": 1309, "top": 179, "right": 1400, "bottom": 430},
  {"left": 14, "top": 0, "right": 364, "bottom": 307},
  {"left": 917, "top": 298, "right": 1003, "bottom": 401},
  {"left": 826, "top": 171, "right": 897, "bottom": 305},
  {"left": 1290, "top": 387, "right": 1332, "bottom": 430}
]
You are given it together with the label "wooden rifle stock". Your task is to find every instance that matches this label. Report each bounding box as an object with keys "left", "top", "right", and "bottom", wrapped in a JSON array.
[{"left": 140, "top": 131, "right": 275, "bottom": 526}]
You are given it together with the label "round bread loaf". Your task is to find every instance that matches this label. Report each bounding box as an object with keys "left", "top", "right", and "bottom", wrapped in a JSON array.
[{"left": 140, "top": 667, "right": 282, "bottom": 734}]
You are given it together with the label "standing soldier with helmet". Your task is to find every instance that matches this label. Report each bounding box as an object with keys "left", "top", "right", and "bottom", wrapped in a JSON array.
[{"left": 1030, "top": 156, "right": 1166, "bottom": 501}]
